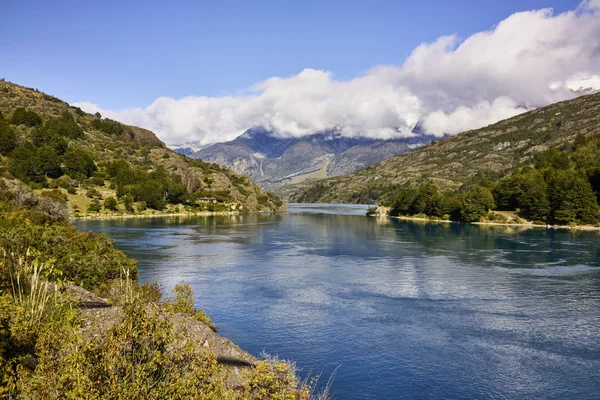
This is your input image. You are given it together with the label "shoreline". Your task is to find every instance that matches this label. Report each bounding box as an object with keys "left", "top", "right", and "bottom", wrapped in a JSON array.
[
  {"left": 73, "top": 211, "right": 241, "bottom": 220},
  {"left": 372, "top": 214, "right": 600, "bottom": 232},
  {"left": 72, "top": 209, "right": 288, "bottom": 221}
]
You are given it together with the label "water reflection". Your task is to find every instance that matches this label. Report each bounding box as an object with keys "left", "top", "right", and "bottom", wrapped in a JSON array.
[{"left": 76, "top": 205, "right": 600, "bottom": 400}]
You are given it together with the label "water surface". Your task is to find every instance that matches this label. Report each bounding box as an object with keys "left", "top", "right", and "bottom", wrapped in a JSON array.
[{"left": 76, "top": 204, "right": 600, "bottom": 399}]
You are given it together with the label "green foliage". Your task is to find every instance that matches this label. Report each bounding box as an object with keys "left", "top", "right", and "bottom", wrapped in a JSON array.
[
  {"left": 493, "top": 168, "right": 551, "bottom": 222},
  {"left": 63, "top": 147, "right": 97, "bottom": 180},
  {"left": 91, "top": 118, "right": 123, "bottom": 136},
  {"left": 458, "top": 186, "right": 495, "bottom": 223},
  {"left": 389, "top": 182, "right": 456, "bottom": 219},
  {"left": 87, "top": 198, "right": 101, "bottom": 213},
  {"left": 0, "top": 120, "right": 18, "bottom": 155},
  {"left": 388, "top": 183, "right": 495, "bottom": 223},
  {"left": 10, "top": 143, "right": 62, "bottom": 183},
  {"left": 43, "top": 111, "right": 83, "bottom": 139},
  {"left": 10, "top": 107, "right": 42, "bottom": 127},
  {"left": 241, "top": 356, "right": 311, "bottom": 400},
  {"left": 547, "top": 169, "right": 598, "bottom": 224},
  {"left": 167, "top": 283, "right": 216, "bottom": 331},
  {"left": 123, "top": 194, "right": 134, "bottom": 212},
  {"left": 113, "top": 166, "right": 190, "bottom": 211},
  {"left": 31, "top": 126, "right": 68, "bottom": 155},
  {"left": 103, "top": 196, "right": 118, "bottom": 211}
]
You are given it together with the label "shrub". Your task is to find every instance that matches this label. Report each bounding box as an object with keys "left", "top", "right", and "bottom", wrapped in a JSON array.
[
  {"left": 10, "top": 143, "right": 62, "bottom": 183},
  {"left": 63, "top": 148, "right": 97, "bottom": 179},
  {"left": 31, "top": 127, "right": 68, "bottom": 155},
  {"left": 10, "top": 107, "right": 42, "bottom": 127},
  {"left": 87, "top": 199, "right": 101, "bottom": 213},
  {"left": 167, "top": 284, "right": 215, "bottom": 331},
  {"left": 123, "top": 194, "right": 134, "bottom": 212},
  {"left": 86, "top": 188, "right": 101, "bottom": 199},
  {"left": 0, "top": 121, "right": 17, "bottom": 155},
  {"left": 241, "top": 355, "right": 312, "bottom": 400},
  {"left": 43, "top": 111, "right": 83, "bottom": 139},
  {"left": 0, "top": 215, "right": 136, "bottom": 289},
  {"left": 103, "top": 196, "right": 118, "bottom": 211}
]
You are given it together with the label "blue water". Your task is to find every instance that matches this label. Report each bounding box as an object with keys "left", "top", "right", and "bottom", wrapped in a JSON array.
[{"left": 76, "top": 204, "right": 600, "bottom": 399}]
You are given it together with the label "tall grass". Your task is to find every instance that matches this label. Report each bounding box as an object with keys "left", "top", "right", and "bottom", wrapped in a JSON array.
[{"left": 6, "top": 248, "right": 54, "bottom": 327}]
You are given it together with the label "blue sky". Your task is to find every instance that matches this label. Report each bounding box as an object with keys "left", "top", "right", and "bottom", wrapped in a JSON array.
[{"left": 0, "top": 0, "right": 581, "bottom": 110}]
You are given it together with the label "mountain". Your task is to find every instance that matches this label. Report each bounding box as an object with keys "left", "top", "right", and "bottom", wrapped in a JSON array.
[
  {"left": 170, "top": 141, "right": 207, "bottom": 156},
  {"left": 191, "top": 127, "right": 434, "bottom": 190},
  {"left": 290, "top": 91, "right": 600, "bottom": 204},
  {"left": 0, "top": 81, "right": 285, "bottom": 214}
]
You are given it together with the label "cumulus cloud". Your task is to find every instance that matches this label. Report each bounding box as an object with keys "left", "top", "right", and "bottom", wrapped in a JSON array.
[{"left": 75, "top": 0, "right": 600, "bottom": 145}]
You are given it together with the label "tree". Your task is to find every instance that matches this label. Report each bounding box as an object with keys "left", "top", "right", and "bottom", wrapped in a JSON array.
[
  {"left": 87, "top": 198, "right": 101, "bottom": 213},
  {"left": 10, "top": 107, "right": 42, "bottom": 127},
  {"left": 37, "top": 146, "right": 62, "bottom": 179},
  {"left": 515, "top": 170, "right": 550, "bottom": 222},
  {"left": 459, "top": 186, "right": 496, "bottom": 222},
  {"left": 63, "top": 148, "right": 97, "bottom": 179},
  {"left": 130, "top": 181, "right": 166, "bottom": 210},
  {"left": 43, "top": 111, "right": 83, "bottom": 139},
  {"left": 493, "top": 169, "right": 550, "bottom": 222},
  {"left": 31, "top": 127, "right": 68, "bottom": 155},
  {"left": 103, "top": 196, "right": 118, "bottom": 211},
  {"left": 547, "top": 170, "right": 598, "bottom": 224},
  {"left": 0, "top": 120, "right": 17, "bottom": 155},
  {"left": 123, "top": 195, "right": 134, "bottom": 212},
  {"left": 9, "top": 143, "right": 61, "bottom": 183}
]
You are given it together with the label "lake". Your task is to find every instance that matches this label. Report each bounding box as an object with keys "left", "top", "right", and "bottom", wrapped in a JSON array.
[{"left": 76, "top": 204, "right": 600, "bottom": 400}]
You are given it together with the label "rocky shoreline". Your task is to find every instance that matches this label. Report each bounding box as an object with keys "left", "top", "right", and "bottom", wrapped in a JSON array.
[{"left": 368, "top": 206, "right": 600, "bottom": 232}]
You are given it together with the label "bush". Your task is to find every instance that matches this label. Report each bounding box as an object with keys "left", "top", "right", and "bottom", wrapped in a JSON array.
[
  {"left": 123, "top": 194, "right": 134, "bottom": 212},
  {"left": 167, "top": 284, "right": 215, "bottom": 331},
  {"left": 63, "top": 148, "right": 97, "bottom": 179},
  {"left": 31, "top": 126, "right": 68, "bottom": 155},
  {"left": 10, "top": 143, "right": 62, "bottom": 183},
  {"left": 91, "top": 118, "right": 123, "bottom": 136},
  {"left": 43, "top": 111, "right": 83, "bottom": 139},
  {"left": 86, "top": 188, "right": 102, "bottom": 199},
  {"left": 87, "top": 198, "right": 101, "bottom": 213},
  {"left": 103, "top": 196, "right": 118, "bottom": 211},
  {"left": 10, "top": 107, "right": 42, "bottom": 127},
  {"left": 241, "top": 356, "right": 311, "bottom": 400},
  {"left": 0, "top": 121, "right": 17, "bottom": 155}
]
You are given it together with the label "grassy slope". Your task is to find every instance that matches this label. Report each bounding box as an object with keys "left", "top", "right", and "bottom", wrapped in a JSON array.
[
  {"left": 290, "top": 92, "right": 600, "bottom": 203},
  {"left": 0, "top": 80, "right": 285, "bottom": 213}
]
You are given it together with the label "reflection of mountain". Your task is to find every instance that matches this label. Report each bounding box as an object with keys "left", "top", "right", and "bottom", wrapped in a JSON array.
[{"left": 186, "top": 128, "right": 435, "bottom": 190}]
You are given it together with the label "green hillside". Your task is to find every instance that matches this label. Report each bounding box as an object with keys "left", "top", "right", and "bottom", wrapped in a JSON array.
[
  {"left": 0, "top": 80, "right": 284, "bottom": 216},
  {"left": 291, "top": 91, "right": 600, "bottom": 206}
]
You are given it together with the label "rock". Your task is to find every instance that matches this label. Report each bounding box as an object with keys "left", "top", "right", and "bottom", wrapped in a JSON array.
[{"left": 59, "top": 284, "right": 111, "bottom": 308}]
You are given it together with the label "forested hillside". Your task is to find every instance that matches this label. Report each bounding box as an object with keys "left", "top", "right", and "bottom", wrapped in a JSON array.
[
  {"left": 0, "top": 81, "right": 284, "bottom": 215},
  {"left": 291, "top": 92, "right": 600, "bottom": 207}
]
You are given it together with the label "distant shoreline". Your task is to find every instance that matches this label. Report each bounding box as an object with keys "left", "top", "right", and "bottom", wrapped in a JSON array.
[
  {"left": 371, "top": 214, "right": 600, "bottom": 232},
  {"left": 74, "top": 211, "right": 242, "bottom": 221}
]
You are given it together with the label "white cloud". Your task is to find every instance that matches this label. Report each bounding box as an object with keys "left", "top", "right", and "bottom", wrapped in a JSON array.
[{"left": 75, "top": 0, "right": 600, "bottom": 145}]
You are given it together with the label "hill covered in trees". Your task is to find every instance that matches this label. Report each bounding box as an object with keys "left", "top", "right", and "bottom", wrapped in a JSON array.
[
  {"left": 292, "top": 92, "right": 600, "bottom": 225},
  {"left": 0, "top": 81, "right": 284, "bottom": 215}
]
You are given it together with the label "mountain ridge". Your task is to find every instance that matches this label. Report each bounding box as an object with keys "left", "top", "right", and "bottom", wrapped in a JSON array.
[
  {"left": 289, "top": 91, "right": 600, "bottom": 204},
  {"left": 186, "top": 127, "right": 435, "bottom": 190},
  {"left": 0, "top": 80, "right": 285, "bottom": 214}
]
